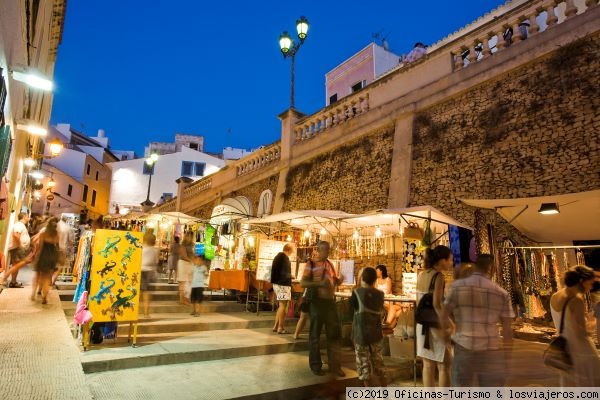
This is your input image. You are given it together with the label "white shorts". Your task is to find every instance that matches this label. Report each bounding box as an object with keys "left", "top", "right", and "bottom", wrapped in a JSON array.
[{"left": 273, "top": 284, "right": 291, "bottom": 301}]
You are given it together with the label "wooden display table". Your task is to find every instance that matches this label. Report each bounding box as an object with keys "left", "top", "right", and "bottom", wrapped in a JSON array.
[{"left": 208, "top": 270, "right": 249, "bottom": 291}]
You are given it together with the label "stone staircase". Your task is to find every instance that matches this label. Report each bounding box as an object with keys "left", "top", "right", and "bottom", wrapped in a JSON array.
[{"left": 57, "top": 279, "right": 416, "bottom": 399}]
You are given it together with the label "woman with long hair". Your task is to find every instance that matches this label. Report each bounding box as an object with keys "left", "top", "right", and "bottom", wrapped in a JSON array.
[
  {"left": 550, "top": 265, "right": 600, "bottom": 386},
  {"left": 32, "top": 217, "right": 60, "bottom": 304},
  {"left": 416, "top": 245, "right": 453, "bottom": 387}
]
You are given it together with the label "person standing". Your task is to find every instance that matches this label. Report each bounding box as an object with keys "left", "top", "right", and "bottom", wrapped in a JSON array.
[
  {"left": 32, "top": 217, "right": 60, "bottom": 304},
  {"left": 301, "top": 241, "right": 345, "bottom": 377},
  {"left": 441, "top": 254, "right": 514, "bottom": 387},
  {"left": 2, "top": 212, "right": 32, "bottom": 288},
  {"left": 271, "top": 243, "right": 294, "bottom": 334},
  {"left": 167, "top": 236, "right": 181, "bottom": 284},
  {"left": 141, "top": 234, "right": 159, "bottom": 318},
  {"left": 549, "top": 265, "right": 600, "bottom": 387},
  {"left": 190, "top": 254, "right": 209, "bottom": 317},
  {"left": 177, "top": 231, "right": 195, "bottom": 305},
  {"left": 350, "top": 266, "right": 387, "bottom": 387},
  {"left": 416, "top": 245, "right": 453, "bottom": 387},
  {"left": 52, "top": 215, "right": 74, "bottom": 286}
]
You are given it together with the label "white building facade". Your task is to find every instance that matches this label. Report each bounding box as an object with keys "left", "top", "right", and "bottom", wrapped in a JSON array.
[{"left": 108, "top": 146, "right": 225, "bottom": 213}]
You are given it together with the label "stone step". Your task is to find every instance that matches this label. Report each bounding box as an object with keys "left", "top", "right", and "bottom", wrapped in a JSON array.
[
  {"left": 114, "top": 312, "right": 282, "bottom": 335},
  {"left": 85, "top": 349, "right": 415, "bottom": 399},
  {"left": 81, "top": 327, "right": 306, "bottom": 373},
  {"left": 62, "top": 300, "right": 246, "bottom": 317}
]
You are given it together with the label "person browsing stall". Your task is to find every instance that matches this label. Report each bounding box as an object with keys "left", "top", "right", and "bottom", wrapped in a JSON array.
[
  {"left": 351, "top": 266, "right": 387, "bottom": 387},
  {"left": 301, "top": 241, "right": 345, "bottom": 377},
  {"left": 270, "top": 243, "right": 295, "bottom": 334}
]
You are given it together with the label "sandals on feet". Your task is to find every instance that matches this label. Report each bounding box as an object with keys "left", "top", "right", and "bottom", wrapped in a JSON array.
[{"left": 277, "top": 329, "right": 290, "bottom": 334}]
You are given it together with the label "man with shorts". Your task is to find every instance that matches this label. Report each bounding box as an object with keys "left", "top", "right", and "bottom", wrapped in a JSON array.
[{"left": 3, "top": 213, "right": 32, "bottom": 288}]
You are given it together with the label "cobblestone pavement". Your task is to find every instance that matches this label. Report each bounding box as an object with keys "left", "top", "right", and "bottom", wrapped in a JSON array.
[{"left": 0, "top": 267, "right": 93, "bottom": 400}]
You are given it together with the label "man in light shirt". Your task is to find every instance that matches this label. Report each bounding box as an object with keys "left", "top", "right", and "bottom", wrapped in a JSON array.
[
  {"left": 441, "top": 254, "right": 514, "bottom": 386},
  {"left": 2, "top": 213, "right": 32, "bottom": 288}
]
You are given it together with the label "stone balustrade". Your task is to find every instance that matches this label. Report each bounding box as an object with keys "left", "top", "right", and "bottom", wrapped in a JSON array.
[
  {"left": 182, "top": 177, "right": 212, "bottom": 198},
  {"left": 155, "top": 199, "right": 176, "bottom": 212},
  {"left": 451, "top": 0, "right": 596, "bottom": 70},
  {"left": 294, "top": 93, "right": 369, "bottom": 143},
  {"left": 236, "top": 144, "right": 281, "bottom": 176}
]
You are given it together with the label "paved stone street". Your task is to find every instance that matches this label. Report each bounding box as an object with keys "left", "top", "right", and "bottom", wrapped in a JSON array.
[{"left": 0, "top": 267, "right": 93, "bottom": 400}]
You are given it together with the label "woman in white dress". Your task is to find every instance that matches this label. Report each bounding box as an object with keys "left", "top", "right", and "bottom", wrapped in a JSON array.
[
  {"left": 416, "top": 245, "right": 453, "bottom": 387},
  {"left": 550, "top": 265, "right": 600, "bottom": 387}
]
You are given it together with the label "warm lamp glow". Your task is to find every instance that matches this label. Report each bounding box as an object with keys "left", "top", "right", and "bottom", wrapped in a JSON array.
[
  {"left": 303, "top": 229, "right": 311, "bottom": 239},
  {"left": 16, "top": 121, "right": 47, "bottom": 137},
  {"left": 29, "top": 170, "right": 45, "bottom": 180},
  {"left": 538, "top": 203, "right": 560, "bottom": 215},
  {"left": 353, "top": 229, "right": 360, "bottom": 239},
  {"left": 47, "top": 178, "right": 56, "bottom": 188},
  {"left": 286, "top": 234, "right": 292, "bottom": 242},
  {"left": 23, "top": 158, "right": 36, "bottom": 168},
  {"left": 48, "top": 138, "right": 63, "bottom": 157},
  {"left": 375, "top": 226, "right": 382, "bottom": 238},
  {"left": 320, "top": 227, "right": 327, "bottom": 235},
  {"left": 11, "top": 67, "right": 54, "bottom": 91}
]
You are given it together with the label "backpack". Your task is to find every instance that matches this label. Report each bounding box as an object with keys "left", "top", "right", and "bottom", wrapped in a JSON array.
[{"left": 415, "top": 272, "right": 441, "bottom": 328}]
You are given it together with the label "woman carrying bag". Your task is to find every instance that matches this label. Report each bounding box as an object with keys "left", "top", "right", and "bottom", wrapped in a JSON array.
[{"left": 549, "top": 265, "right": 600, "bottom": 387}]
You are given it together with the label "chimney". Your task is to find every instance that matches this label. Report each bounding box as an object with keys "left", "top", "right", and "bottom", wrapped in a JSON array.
[{"left": 97, "top": 129, "right": 105, "bottom": 138}]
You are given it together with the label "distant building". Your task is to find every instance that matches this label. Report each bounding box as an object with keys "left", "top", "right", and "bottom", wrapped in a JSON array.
[
  {"left": 108, "top": 146, "right": 225, "bottom": 213},
  {"left": 145, "top": 133, "right": 204, "bottom": 157},
  {"left": 325, "top": 42, "right": 400, "bottom": 105},
  {"left": 34, "top": 124, "right": 119, "bottom": 219},
  {"left": 111, "top": 150, "right": 137, "bottom": 161},
  {"left": 222, "top": 147, "right": 254, "bottom": 161}
]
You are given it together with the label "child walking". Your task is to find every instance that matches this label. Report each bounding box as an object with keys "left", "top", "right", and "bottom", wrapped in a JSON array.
[
  {"left": 190, "top": 254, "right": 209, "bottom": 317},
  {"left": 350, "top": 267, "right": 387, "bottom": 387}
]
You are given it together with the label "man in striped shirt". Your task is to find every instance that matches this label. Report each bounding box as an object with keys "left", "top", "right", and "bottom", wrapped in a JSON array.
[
  {"left": 441, "top": 254, "right": 514, "bottom": 386},
  {"left": 301, "top": 241, "right": 345, "bottom": 377}
]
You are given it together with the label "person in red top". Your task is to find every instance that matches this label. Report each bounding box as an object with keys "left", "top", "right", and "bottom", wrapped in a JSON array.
[{"left": 301, "top": 241, "right": 345, "bottom": 377}]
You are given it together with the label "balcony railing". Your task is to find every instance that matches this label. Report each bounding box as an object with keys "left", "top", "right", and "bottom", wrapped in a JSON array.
[
  {"left": 448, "top": 0, "right": 596, "bottom": 70},
  {"left": 291, "top": 0, "right": 597, "bottom": 145},
  {"left": 182, "top": 177, "right": 212, "bottom": 198},
  {"left": 294, "top": 93, "right": 369, "bottom": 143},
  {"left": 236, "top": 143, "right": 281, "bottom": 177}
]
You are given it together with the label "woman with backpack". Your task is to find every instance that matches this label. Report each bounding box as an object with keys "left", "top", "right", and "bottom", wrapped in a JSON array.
[{"left": 416, "top": 245, "right": 453, "bottom": 387}]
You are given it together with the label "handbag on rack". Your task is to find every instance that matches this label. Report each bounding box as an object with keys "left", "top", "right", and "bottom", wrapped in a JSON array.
[{"left": 543, "top": 297, "right": 573, "bottom": 372}]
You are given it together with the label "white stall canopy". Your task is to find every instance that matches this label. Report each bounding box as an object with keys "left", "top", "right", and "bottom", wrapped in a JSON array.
[{"left": 460, "top": 190, "right": 600, "bottom": 243}]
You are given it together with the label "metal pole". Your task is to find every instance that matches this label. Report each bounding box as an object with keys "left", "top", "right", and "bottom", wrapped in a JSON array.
[
  {"left": 290, "top": 52, "right": 295, "bottom": 109},
  {"left": 145, "top": 172, "right": 153, "bottom": 203}
]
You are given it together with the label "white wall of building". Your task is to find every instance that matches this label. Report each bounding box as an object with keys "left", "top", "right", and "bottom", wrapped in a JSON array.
[
  {"left": 108, "top": 146, "right": 225, "bottom": 212},
  {"left": 45, "top": 148, "right": 87, "bottom": 181},
  {"left": 373, "top": 44, "right": 402, "bottom": 78}
]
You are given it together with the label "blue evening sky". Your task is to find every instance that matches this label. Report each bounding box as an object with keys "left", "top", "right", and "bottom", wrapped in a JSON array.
[{"left": 51, "top": 1, "right": 504, "bottom": 155}]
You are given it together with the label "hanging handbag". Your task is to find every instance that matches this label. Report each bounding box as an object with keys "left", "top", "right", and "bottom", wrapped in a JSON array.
[
  {"left": 543, "top": 297, "right": 573, "bottom": 371},
  {"left": 404, "top": 222, "right": 423, "bottom": 241}
]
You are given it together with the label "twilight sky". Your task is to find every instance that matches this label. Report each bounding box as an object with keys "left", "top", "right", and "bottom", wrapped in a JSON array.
[{"left": 50, "top": 0, "right": 504, "bottom": 155}]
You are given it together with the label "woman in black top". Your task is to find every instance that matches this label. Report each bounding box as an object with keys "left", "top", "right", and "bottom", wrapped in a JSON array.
[{"left": 270, "top": 243, "right": 294, "bottom": 334}]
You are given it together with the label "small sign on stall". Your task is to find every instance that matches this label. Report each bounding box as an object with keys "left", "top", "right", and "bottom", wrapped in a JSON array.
[{"left": 402, "top": 272, "right": 418, "bottom": 300}]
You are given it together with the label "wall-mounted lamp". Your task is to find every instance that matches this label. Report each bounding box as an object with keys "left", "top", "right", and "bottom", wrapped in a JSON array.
[
  {"left": 10, "top": 66, "right": 54, "bottom": 91},
  {"left": 16, "top": 120, "right": 48, "bottom": 136},
  {"left": 48, "top": 138, "right": 63, "bottom": 157},
  {"left": 29, "top": 170, "right": 45, "bottom": 180},
  {"left": 538, "top": 203, "right": 559, "bottom": 215}
]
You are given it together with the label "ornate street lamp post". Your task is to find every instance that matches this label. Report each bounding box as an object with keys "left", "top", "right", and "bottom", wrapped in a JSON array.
[
  {"left": 140, "top": 153, "right": 159, "bottom": 210},
  {"left": 279, "top": 16, "right": 309, "bottom": 109}
]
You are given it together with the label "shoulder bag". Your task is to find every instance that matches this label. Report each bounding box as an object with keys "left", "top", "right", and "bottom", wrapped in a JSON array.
[
  {"left": 543, "top": 297, "right": 573, "bottom": 371},
  {"left": 415, "top": 271, "right": 441, "bottom": 328}
]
